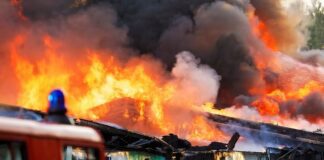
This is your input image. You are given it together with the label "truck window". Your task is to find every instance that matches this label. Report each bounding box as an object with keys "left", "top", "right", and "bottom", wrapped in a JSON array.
[
  {"left": 0, "top": 141, "right": 26, "bottom": 160},
  {"left": 63, "top": 145, "right": 99, "bottom": 160}
]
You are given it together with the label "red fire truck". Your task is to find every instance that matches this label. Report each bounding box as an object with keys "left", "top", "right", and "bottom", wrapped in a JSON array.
[{"left": 0, "top": 116, "right": 105, "bottom": 160}]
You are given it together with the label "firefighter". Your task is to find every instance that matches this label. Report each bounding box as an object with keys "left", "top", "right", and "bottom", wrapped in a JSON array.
[{"left": 46, "top": 89, "right": 74, "bottom": 125}]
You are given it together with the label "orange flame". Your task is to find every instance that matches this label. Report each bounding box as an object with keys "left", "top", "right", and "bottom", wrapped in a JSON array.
[
  {"left": 248, "top": 6, "right": 278, "bottom": 51},
  {"left": 8, "top": 34, "right": 228, "bottom": 144},
  {"left": 251, "top": 80, "right": 324, "bottom": 116}
]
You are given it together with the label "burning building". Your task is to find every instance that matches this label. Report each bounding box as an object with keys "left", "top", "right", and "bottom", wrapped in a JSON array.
[
  {"left": 0, "top": 0, "right": 324, "bottom": 156},
  {"left": 1, "top": 103, "right": 324, "bottom": 159}
]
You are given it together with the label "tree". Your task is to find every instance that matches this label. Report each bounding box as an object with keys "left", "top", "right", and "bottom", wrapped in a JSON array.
[{"left": 308, "top": 1, "right": 324, "bottom": 49}]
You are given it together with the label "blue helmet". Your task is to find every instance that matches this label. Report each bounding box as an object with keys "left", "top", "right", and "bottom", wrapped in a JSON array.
[{"left": 48, "top": 89, "right": 67, "bottom": 114}]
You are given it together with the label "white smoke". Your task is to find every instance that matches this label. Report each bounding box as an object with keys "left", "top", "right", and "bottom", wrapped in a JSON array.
[
  {"left": 218, "top": 105, "right": 324, "bottom": 132},
  {"left": 297, "top": 49, "right": 324, "bottom": 66},
  {"left": 170, "top": 51, "right": 221, "bottom": 106},
  {"left": 161, "top": 51, "right": 224, "bottom": 144}
]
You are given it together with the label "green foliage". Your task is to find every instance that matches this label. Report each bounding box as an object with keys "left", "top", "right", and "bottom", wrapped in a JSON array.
[{"left": 308, "top": 1, "right": 324, "bottom": 49}]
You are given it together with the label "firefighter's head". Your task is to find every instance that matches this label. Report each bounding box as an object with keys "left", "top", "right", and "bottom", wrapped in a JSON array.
[{"left": 48, "top": 89, "right": 67, "bottom": 114}]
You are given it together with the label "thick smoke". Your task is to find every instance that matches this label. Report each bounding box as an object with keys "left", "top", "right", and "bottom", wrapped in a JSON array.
[
  {"left": 170, "top": 51, "right": 221, "bottom": 106},
  {"left": 157, "top": 1, "right": 261, "bottom": 107},
  {"left": 21, "top": 0, "right": 73, "bottom": 18},
  {"left": 11, "top": 0, "right": 316, "bottom": 109},
  {"left": 280, "top": 92, "right": 324, "bottom": 122},
  {"left": 165, "top": 51, "right": 223, "bottom": 142},
  {"left": 250, "top": 0, "right": 305, "bottom": 54},
  {"left": 99, "top": 0, "right": 215, "bottom": 53},
  {"left": 0, "top": 0, "right": 323, "bottom": 140}
]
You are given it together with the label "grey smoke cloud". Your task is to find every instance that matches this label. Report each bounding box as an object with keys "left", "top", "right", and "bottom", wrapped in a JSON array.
[
  {"left": 280, "top": 92, "right": 324, "bottom": 122},
  {"left": 157, "top": 1, "right": 261, "bottom": 107}
]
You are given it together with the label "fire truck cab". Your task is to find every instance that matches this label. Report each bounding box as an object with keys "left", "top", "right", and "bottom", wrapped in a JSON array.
[{"left": 0, "top": 116, "right": 105, "bottom": 160}]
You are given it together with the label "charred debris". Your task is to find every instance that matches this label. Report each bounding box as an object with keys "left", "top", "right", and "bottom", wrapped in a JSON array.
[
  {"left": 79, "top": 115, "right": 323, "bottom": 160},
  {"left": 0, "top": 104, "right": 324, "bottom": 159}
]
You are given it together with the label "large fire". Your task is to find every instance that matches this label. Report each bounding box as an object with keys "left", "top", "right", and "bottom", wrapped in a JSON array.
[
  {"left": 9, "top": 33, "right": 227, "bottom": 144},
  {"left": 245, "top": 5, "right": 324, "bottom": 124},
  {"left": 1, "top": 0, "right": 323, "bottom": 146},
  {"left": 252, "top": 81, "right": 324, "bottom": 117}
]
